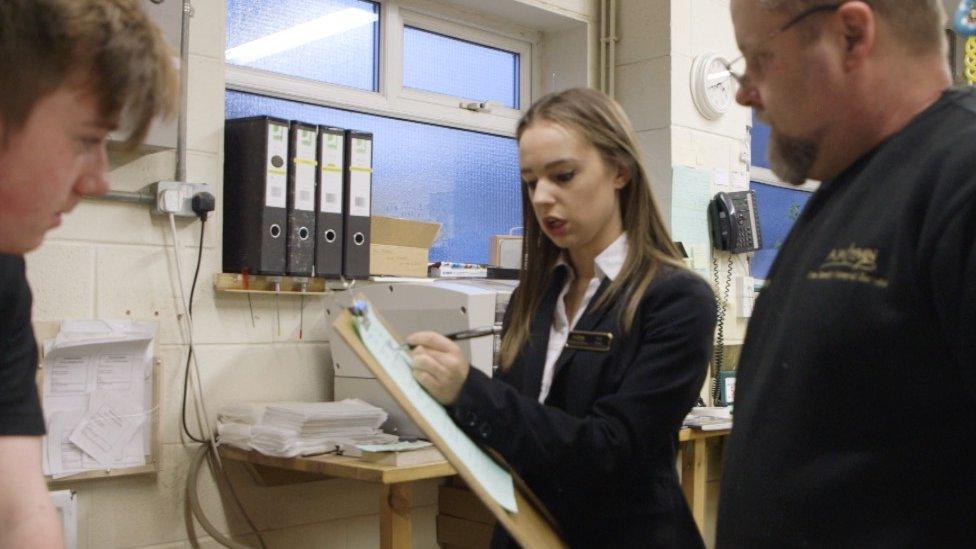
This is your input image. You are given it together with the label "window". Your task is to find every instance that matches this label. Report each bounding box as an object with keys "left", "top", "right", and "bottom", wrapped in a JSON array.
[
  {"left": 225, "top": 0, "right": 380, "bottom": 91},
  {"left": 225, "top": 2, "right": 545, "bottom": 262},
  {"left": 226, "top": 91, "right": 522, "bottom": 264},
  {"left": 403, "top": 26, "right": 520, "bottom": 108},
  {"left": 748, "top": 113, "right": 815, "bottom": 279},
  {"left": 748, "top": 181, "right": 812, "bottom": 279},
  {"left": 750, "top": 117, "right": 772, "bottom": 170}
]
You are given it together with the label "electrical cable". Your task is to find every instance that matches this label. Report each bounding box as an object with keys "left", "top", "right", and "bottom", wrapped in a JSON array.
[
  {"left": 171, "top": 213, "right": 267, "bottom": 548},
  {"left": 188, "top": 445, "right": 268, "bottom": 549},
  {"left": 204, "top": 446, "right": 269, "bottom": 549},
  {"left": 168, "top": 213, "right": 216, "bottom": 449},
  {"left": 181, "top": 219, "right": 207, "bottom": 443}
]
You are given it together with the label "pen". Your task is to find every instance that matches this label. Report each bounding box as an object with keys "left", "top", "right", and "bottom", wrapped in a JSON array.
[{"left": 404, "top": 325, "right": 502, "bottom": 350}]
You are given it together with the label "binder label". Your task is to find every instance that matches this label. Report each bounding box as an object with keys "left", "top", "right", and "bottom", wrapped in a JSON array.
[
  {"left": 265, "top": 123, "right": 287, "bottom": 208},
  {"left": 349, "top": 137, "right": 372, "bottom": 218},
  {"left": 294, "top": 128, "right": 317, "bottom": 212},
  {"left": 320, "top": 133, "right": 344, "bottom": 215}
]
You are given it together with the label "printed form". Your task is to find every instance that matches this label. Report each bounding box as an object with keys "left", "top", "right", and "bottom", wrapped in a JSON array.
[{"left": 41, "top": 320, "right": 155, "bottom": 477}]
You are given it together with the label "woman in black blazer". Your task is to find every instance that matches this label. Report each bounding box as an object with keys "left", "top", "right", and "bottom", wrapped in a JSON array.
[{"left": 408, "top": 87, "right": 716, "bottom": 548}]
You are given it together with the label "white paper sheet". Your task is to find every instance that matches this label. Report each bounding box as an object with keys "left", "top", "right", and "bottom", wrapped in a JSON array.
[{"left": 68, "top": 390, "right": 146, "bottom": 467}]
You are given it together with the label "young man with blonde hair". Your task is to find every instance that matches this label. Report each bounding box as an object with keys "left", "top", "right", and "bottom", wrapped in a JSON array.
[
  {"left": 717, "top": 0, "right": 976, "bottom": 546},
  {"left": 0, "top": 1, "right": 176, "bottom": 546}
]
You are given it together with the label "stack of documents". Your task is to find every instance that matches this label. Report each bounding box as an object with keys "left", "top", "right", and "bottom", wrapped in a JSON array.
[
  {"left": 217, "top": 400, "right": 397, "bottom": 458},
  {"left": 41, "top": 319, "right": 156, "bottom": 478},
  {"left": 215, "top": 402, "right": 268, "bottom": 451},
  {"left": 683, "top": 406, "right": 733, "bottom": 431},
  {"left": 357, "top": 440, "right": 445, "bottom": 466},
  {"left": 428, "top": 262, "right": 488, "bottom": 278}
]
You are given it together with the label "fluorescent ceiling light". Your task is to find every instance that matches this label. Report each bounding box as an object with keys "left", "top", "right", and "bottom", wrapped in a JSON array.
[{"left": 226, "top": 7, "right": 378, "bottom": 65}]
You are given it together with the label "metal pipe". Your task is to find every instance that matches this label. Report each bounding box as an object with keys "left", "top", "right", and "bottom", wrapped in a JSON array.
[
  {"left": 176, "top": 0, "right": 193, "bottom": 182},
  {"left": 89, "top": 190, "right": 155, "bottom": 206},
  {"left": 608, "top": 0, "right": 618, "bottom": 98},
  {"left": 600, "top": 0, "right": 607, "bottom": 93}
]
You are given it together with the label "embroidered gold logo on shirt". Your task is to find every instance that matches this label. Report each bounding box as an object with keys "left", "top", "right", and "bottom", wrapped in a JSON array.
[{"left": 807, "top": 244, "right": 889, "bottom": 288}]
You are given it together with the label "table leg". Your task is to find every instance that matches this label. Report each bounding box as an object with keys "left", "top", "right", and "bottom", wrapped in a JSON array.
[
  {"left": 681, "top": 438, "right": 708, "bottom": 530},
  {"left": 380, "top": 483, "right": 412, "bottom": 549}
]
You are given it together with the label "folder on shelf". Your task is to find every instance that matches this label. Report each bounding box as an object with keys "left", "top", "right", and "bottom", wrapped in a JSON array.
[
  {"left": 222, "top": 116, "right": 289, "bottom": 276},
  {"left": 315, "top": 126, "right": 345, "bottom": 278},
  {"left": 286, "top": 121, "right": 318, "bottom": 277},
  {"left": 342, "top": 130, "right": 373, "bottom": 279}
]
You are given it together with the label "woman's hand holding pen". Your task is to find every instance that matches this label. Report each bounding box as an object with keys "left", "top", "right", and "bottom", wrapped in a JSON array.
[{"left": 406, "top": 332, "right": 469, "bottom": 406}]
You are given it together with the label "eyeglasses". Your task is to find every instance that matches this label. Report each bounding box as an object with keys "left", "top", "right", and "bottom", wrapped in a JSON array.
[{"left": 724, "top": 3, "right": 844, "bottom": 87}]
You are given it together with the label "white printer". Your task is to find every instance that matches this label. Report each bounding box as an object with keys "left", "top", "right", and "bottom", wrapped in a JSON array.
[{"left": 325, "top": 279, "right": 517, "bottom": 438}]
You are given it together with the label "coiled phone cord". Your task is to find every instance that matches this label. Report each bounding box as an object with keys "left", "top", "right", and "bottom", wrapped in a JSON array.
[
  {"left": 966, "top": 37, "right": 976, "bottom": 86},
  {"left": 710, "top": 253, "right": 733, "bottom": 404}
]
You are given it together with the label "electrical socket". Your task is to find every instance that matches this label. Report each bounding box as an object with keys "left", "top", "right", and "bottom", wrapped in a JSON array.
[{"left": 152, "top": 181, "right": 213, "bottom": 217}]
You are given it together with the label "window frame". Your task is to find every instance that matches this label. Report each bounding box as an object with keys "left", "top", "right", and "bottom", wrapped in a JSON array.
[
  {"left": 396, "top": 9, "right": 530, "bottom": 117},
  {"left": 224, "top": 0, "right": 537, "bottom": 137}
]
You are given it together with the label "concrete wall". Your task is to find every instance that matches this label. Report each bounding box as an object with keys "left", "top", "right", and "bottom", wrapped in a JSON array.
[{"left": 613, "top": 1, "right": 753, "bottom": 545}]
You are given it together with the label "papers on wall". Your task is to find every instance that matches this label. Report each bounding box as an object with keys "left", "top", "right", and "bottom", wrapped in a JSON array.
[
  {"left": 351, "top": 300, "right": 518, "bottom": 513},
  {"left": 671, "top": 166, "right": 713, "bottom": 280},
  {"left": 41, "top": 319, "right": 155, "bottom": 478}
]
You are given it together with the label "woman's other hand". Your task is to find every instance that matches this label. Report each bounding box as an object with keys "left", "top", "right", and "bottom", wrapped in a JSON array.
[{"left": 406, "top": 331, "right": 469, "bottom": 405}]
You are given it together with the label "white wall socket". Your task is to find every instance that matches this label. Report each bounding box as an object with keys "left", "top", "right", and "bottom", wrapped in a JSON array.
[{"left": 152, "top": 181, "right": 213, "bottom": 217}]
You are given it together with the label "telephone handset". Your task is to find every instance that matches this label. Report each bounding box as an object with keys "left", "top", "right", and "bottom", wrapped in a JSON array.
[{"left": 708, "top": 190, "right": 762, "bottom": 253}]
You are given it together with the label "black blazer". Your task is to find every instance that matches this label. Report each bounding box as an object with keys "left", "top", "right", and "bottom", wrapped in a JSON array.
[{"left": 448, "top": 266, "right": 716, "bottom": 548}]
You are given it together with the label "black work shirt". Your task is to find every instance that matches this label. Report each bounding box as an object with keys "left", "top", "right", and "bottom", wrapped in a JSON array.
[
  {"left": 717, "top": 88, "right": 976, "bottom": 547},
  {"left": 0, "top": 253, "right": 44, "bottom": 436}
]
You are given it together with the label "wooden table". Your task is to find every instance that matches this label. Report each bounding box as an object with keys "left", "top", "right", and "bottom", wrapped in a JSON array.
[
  {"left": 678, "top": 427, "right": 731, "bottom": 532},
  {"left": 221, "top": 430, "right": 728, "bottom": 547},
  {"left": 219, "top": 446, "right": 456, "bottom": 549}
]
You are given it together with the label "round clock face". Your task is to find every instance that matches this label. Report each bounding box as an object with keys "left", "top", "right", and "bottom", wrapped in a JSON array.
[{"left": 691, "top": 53, "right": 734, "bottom": 120}]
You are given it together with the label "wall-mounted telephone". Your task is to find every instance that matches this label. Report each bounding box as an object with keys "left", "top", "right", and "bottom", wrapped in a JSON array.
[
  {"left": 707, "top": 190, "right": 762, "bottom": 405},
  {"left": 708, "top": 191, "right": 762, "bottom": 253}
]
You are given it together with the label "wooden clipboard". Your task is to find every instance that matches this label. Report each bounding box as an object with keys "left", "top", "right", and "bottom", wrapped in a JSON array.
[{"left": 331, "top": 305, "right": 566, "bottom": 548}]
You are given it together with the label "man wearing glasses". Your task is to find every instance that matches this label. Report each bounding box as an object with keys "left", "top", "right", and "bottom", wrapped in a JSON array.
[{"left": 717, "top": 1, "right": 976, "bottom": 546}]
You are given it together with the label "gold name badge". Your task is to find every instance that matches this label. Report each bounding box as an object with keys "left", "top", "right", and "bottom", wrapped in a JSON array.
[{"left": 565, "top": 330, "right": 613, "bottom": 352}]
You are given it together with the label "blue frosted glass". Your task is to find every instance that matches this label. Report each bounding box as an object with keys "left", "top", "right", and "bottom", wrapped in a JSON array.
[
  {"left": 226, "top": 0, "right": 379, "bottom": 91},
  {"left": 751, "top": 115, "right": 772, "bottom": 169},
  {"left": 749, "top": 181, "right": 812, "bottom": 279},
  {"left": 403, "top": 27, "right": 519, "bottom": 109},
  {"left": 226, "top": 91, "right": 522, "bottom": 264}
]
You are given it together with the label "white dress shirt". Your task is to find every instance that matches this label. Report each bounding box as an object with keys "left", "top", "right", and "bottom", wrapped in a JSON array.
[{"left": 538, "top": 233, "right": 628, "bottom": 403}]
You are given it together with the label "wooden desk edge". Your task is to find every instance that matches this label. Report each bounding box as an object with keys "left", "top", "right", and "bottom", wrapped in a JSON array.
[
  {"left": 218, "top": 446, "right": 457, "bottom": 484},
  {"left": 679, "top": 427, "right": 732, "bottom": 442}
]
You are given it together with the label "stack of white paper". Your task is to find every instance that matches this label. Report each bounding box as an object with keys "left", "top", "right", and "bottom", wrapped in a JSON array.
[
  {"left": 42, "top": 319, "right": 156, "bottom": 478},
  {"left": 683, "top": 407, "right": 733, "bottom": 431},
  {"left": 215, "top": 402, "right": 267, "bottom": 451},
  {"left": 217, "top": 399, "right": 396, "bottom": 458}
]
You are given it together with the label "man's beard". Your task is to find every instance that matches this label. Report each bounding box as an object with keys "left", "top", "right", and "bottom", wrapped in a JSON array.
[{"left": 768, "top": 130, "right": 818, "bottom": 185}]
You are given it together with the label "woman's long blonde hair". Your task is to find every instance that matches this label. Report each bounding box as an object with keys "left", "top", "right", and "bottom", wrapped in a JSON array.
[{"left": 499, "top": 87, "right": 686, "bottom": 370}]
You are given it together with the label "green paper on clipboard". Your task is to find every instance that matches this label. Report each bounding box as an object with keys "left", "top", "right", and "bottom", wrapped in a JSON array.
[{"left": 351, "top": 301, "right": 518, "bottom": 513}]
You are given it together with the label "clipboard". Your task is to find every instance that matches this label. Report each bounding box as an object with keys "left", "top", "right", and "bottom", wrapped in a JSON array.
[{"left": 330, "top": 303, "right": 566, "bottom": 548}]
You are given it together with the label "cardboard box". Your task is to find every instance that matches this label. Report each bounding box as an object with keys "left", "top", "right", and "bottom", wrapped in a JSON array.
[
  {"left": 437, "top": 483, "right": 496, "bottom": 548},
  {"left": 437, "top": 515, "right": 494, "bottom": 549},
  {"left": 439, "top": 485, "right": 496, "bottom": 524},
  {"left": 490, "top": 235, "right": 523, "bottom": 268},
  {"left": 370, "top": 216, "right": 440, "bottom": 277}
]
